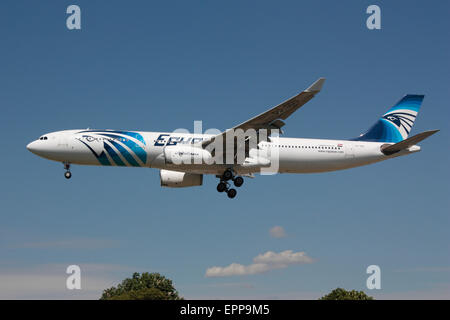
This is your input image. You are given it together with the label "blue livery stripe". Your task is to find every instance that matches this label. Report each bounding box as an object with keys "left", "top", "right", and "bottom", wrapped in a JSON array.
[
  {"left": 104, "top": 142, "right": 126, "bottom": 166},
  {"left": 109, "top": 140, "right": 140, "bottom": 167},
  {"left": 386, "top": 94, "right": 424, "bottom": 113},
  {"left": 77, "top": 139, "right": 111, "bottom": 166},
  {"left": 96, "top": 133, "right": 147, "bottom": 164},
  {"left": 78, "top": 130, "right": 146, "bottom": 145}
]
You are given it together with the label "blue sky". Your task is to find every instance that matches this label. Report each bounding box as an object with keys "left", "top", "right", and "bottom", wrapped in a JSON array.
[{"left": 0, "top": 0, "right": 449, "bottom": 299}]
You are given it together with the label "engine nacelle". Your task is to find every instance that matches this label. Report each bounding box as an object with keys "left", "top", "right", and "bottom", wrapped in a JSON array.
[
  {"left": 163, "top": 146, "right": 212, "bottom": 165},
  {"left": 160, "top": 169, "right": 203, "bottom": 188}
]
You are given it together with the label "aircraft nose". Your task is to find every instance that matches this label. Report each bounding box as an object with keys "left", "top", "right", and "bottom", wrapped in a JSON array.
[{"left": 26, "top": 141, "right": 39, "bottom": 154}]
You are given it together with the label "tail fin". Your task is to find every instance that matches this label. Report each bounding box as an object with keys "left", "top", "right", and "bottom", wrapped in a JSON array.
[{"left": 354, "top": 94, "right": 424, "bottom": 143}]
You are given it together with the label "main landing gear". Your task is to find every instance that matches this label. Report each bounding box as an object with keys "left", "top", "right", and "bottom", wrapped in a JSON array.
[
  {"left": 63, "top": 162, "right": 72, "bottom": 179},
  {"left": 217, "top": 169, "right": 244, "bottom": 199}
]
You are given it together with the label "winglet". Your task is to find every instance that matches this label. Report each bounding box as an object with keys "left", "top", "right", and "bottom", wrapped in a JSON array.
[{"left": 305, "top": 77, "right": 326, "bottom": 93}]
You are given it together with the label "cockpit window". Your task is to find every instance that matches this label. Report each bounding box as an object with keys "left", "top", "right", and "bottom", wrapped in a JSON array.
[{"left": 39, "top": 136, "right": 48, "bottom": 140}]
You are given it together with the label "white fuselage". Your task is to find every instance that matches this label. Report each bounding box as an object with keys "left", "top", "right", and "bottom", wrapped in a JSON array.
[{"left": 26, "top": 129, "right": 420, "bottom": 176}]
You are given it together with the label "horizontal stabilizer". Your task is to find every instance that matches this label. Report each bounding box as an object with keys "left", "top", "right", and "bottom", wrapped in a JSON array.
[{"left": 381, "top": 129, "right": 439, "bottom": 155}]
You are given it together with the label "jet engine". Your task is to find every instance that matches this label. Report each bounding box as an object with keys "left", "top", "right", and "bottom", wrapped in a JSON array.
[{"left": 160, "top": 169, "right": 203, "bottom": 188}]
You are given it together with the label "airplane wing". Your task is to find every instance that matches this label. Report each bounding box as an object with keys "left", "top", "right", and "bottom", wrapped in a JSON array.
[{"left": 200, "top": 78, "right": 326, "bottom": 157}]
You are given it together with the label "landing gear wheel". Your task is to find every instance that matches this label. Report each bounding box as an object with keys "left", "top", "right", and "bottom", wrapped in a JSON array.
[
  {"left": 217, "top": 182, "right": 227, "bottom": 192},
  {"left": 223, "top": 170, "right": 233, "bottom": 181},
  {"left": 233, "top": 176, "right": 244, "bottom": 187},
  {"left": 63, "top": 162, "right": 71, "bottom": 179},
  {"left": 227, "top": 188, "right": 237, "bottom": 199}
]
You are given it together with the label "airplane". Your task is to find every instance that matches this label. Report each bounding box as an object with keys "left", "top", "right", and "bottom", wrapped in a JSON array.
[{"left": 26, "top": 78, "right": 438, "bottom": 198}]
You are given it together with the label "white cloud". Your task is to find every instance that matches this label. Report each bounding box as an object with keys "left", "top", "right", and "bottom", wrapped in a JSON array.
[
  {"left": 9, "top": 238, "right": 119, "bottom": 250},
  {"left": 394, "top": 266, "right": 450, "bottom": 273},
  {"left": 205, "top": 250, "right": 314, "bottom": 277},
  {"left": 0, "top": 263, "right": 137, "bottom": 299},
  {"left": 253, "top": 250, "right": 314, "bottom": 265},
  {"left": 206, "top": 263, "right": 270, "bottom": 277},
  {"left": 372, "top": 284, "right": 450, "bottom": 300},
  {"left": 187, "top": 290, "right": 322, "bottom": 300},
  {"left": 0, "top": 273, "right": 111, "bottom": 300},
  {"left": 269, "top": 226, "right": 286, "bottom": 238},
  {"left": 206, "top": 282, "right": 255, "bottom": 289}
]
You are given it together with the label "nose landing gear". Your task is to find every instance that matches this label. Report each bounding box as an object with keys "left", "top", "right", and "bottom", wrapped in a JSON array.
[
  {"left": 216, "top": 169, "right": 244, "bottom": 199},
  {"left": 63, "top": 162, "right": 72, "bottom": 179}
]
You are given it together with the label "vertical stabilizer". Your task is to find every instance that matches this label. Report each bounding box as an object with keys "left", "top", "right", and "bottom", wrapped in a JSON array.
[{"left": 354, "top": 95, "right": 424, "bottom": 143}]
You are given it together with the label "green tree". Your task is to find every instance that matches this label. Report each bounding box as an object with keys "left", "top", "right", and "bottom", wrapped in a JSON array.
[
  {"left": 319, "top": 288, "right": 374, "bottom": 300},
  {"left": 100, "top": 272, "right": 183, "bottom": 300}
]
